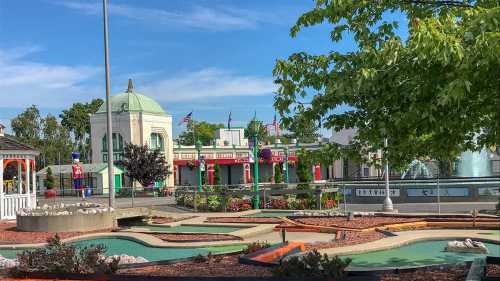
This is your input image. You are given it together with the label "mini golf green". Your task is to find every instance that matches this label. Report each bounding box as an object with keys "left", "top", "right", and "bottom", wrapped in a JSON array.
[
  {"left": 0, "top": 238, "right": 246, "bottom": 261},
  {"left": 343, "top": 239, "right": 500, "bottom": 268}
]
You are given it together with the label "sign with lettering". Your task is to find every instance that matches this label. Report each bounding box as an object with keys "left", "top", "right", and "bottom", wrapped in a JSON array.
[
  {"left": 355, "top": 188, "right": 400, "bottom": 197},
  {"left": 478, "top": 187, "right": 500, "bottom": 196},
  {"left": 407, "top": 187, "right": 469, "bottom": 197}
]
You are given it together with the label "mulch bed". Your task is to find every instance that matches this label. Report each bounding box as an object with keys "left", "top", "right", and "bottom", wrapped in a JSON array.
[
  {"left": 379, "top": 264, "right": 468, "bottom": 281},
  {"left": 486, "top": 264, "right": 500, "bottom": 278},
  {"left": 117, "top": 253, "right": 273, "bottom": 278},
  {"left": 0, "top": 222, "right": 113, "bottom": 244},
  {"left": 292, "top": 217, "right": 425, "bottom": 229},
  {"left": 206, "top": 217, "right": 282, "bottom": 224},
  {"left": 149, "top": 216, "right": 196, "bottom": 224},
  {"left": 306, "top": 231, "right": 385, "bottom": 251},
  {"left": 151, "top": 233, "right": 242, "bottom": 242}
]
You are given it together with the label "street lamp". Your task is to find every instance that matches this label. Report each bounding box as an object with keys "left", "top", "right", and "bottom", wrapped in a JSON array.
[
  {"left": 383, "top": 138, "right": 394, "bottom": 212},
  {"left": 283, "top": 146, "right": 289, "bottom": 184},
  {"left": 250, "top": 118, "right": 260, "bottom": 209},
  {"left": 195, "top": 140, "right": 203, "bottom": 192}
]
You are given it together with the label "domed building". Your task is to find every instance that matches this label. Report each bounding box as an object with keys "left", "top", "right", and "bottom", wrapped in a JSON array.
[{"left": 90, "top": 79, "right": 174, "bottom": 188}]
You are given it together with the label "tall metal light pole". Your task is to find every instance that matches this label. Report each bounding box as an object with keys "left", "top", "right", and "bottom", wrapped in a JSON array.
[
  {"left": 383, "top": 138, "right": 393, "bottom": 212},
  {"left": 196, "top": 140, "right": 203, "bottom": 192},
  {"left": 102, "top": 0, "right": 114, "bottom": 208},
  {"left": 251, "top": 118, "right": 260, "bottom": 209},
  {"left": 283, "top": 146, "right": 289, "bottom": 184}
]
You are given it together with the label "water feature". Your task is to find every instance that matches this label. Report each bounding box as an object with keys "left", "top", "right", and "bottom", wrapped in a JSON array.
[
  {"left": 401, "top": 160, "right": 432, "bottom": 179},
  {"left": 456, "top": 149, "right": 492, "bottom": 177},
  {"left": 0, "top": 238, "right": 246, "bottom": 261},
  {"left": 344, "top": 240, "right": 500, "bottom": 268}
]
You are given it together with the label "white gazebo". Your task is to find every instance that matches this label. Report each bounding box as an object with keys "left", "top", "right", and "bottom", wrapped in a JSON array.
[{"left": 0, "top": 124, "right": 39, "bottom": 219}]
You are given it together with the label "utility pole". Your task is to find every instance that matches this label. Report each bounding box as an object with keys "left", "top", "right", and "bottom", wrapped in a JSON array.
[{"left": 102, "top": 0, "right": 115, "bottom": 208}]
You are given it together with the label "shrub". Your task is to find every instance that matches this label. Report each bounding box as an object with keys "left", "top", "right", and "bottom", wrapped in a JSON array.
[
  {"left": 273, "top": 249, "right": 351, "bottom": 280},
  {"left": 192, "top": 254, "right": 208, "bottom": 263},
  {"left": 14, "top": 235, "right": 119, "bottom": 275},
  {"left": 207, "top": 195, "right": 221, "bottom": 211},
  {"left": 286, "top": 195, "right": 300, "bottom": 209},
  {"left": 44, "top": 167, "right": 55, "bottom": 190},
  {"left": 270, "top": 199, "right": 288, "bottom": 209},
  {"left": 242, "top": 241, "right": 271, "bottom": 254}
]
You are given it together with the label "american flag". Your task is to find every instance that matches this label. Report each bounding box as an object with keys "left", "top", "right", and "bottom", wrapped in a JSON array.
[{"left": 178, "top": 111, "right": 192, "bottom": 125}]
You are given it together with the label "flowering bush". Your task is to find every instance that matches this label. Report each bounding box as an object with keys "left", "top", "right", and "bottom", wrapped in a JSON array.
[
  {"left": 286, "top": 196, "right": 300, "bottom": 209},
  {"left": 207, "top": 195, "right": 222, "bottom": 211},
  {"left": 323, "top": 199, "right": 336, "bottom": 209},
  {"left": 240, "top": 203, "right": 252, "bottom": 211},
  {"left": 270, "top": 199, "right": 288, "bottom": 209}
]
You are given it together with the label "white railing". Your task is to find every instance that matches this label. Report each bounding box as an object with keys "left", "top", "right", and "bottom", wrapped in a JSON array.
[{"left": 1, "top": 194, "right": 36, "bottom": 220}]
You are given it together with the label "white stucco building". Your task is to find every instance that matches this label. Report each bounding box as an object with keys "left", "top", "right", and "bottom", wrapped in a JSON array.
[{"left": 90, "top": 79, "right": 174, "bottom": 187}]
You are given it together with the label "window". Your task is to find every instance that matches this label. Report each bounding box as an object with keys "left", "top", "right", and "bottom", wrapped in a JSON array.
[
  {"left": 102, "top": 133, "right": 124, "bottom": 152},
  {"left": 363, "top": 167, "right": 370, "bottom": 177},
  {"left": 102, "top": 133, "right": 124, "bottom": 162},
  {"left": 150, "top": 133, "right": 164, "bottom": 151}
]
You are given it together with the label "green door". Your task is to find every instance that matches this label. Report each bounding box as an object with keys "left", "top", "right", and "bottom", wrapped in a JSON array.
[{"left": 114, "top": 174, "right": 122, "bottom": 192}]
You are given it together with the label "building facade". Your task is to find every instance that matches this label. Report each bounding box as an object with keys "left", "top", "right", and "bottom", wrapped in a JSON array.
[{"left": 90, "top": 80, "right": 174, "bottom": 187}]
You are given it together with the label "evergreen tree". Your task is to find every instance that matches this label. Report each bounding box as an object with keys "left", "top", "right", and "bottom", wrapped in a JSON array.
[
  {"left": 274, "top": 164, "right": 282, "bottom": 183},
  {"left": 213, "top": 163, "right": 221, "bottom": 185},
  {"left": 44, "top": 167, "right": 55, "bottom": 190}
]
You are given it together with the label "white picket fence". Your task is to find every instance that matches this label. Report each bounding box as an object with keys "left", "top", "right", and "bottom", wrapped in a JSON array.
[{"left": 0, "top": 194, "right": 36, "bottom": 220}]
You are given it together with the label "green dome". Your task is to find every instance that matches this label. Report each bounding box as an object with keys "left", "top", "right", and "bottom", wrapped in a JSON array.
[{"left": 96, "top": 80, "right": 168, "bottom": 116}]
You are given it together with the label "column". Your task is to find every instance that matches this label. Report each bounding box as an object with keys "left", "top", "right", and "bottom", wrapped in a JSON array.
[
  {"left": 32, "top": 160, "right": 36, "bottom": 207},
  {"left": 17, "top": 161, "right": 22, "bottom": 194},
  {"left": 0, "top": 157, "right": 4, "bottom": 219},
  {"left": 314, "top": 163, "right": 321, "bottom": 182},
  {"left": 25, "top": 158, "right": 30, "bottom": 208},
  {"left": 207, "top": 164, "right": 214, "bottom": 185}
]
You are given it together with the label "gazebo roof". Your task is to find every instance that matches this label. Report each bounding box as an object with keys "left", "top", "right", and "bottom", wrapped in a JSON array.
[{"left": 0, "top": 134, "right": 38, "bottom": 152}]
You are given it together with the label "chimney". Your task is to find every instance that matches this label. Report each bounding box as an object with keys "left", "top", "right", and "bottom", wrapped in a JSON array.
[
  {"left": 0, "top": 124, "right": 5, "bottom": 137},
  {"left": 127, "top": 78, "right": 134, "bottom": 93}
]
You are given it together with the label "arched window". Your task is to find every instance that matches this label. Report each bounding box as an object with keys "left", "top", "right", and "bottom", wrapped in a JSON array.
[
  {"left": 102, "top": 133, "right": 124, "bottom": 161},
  {"left": 150, "top": 133, "right": 164, "bottom": 151}
]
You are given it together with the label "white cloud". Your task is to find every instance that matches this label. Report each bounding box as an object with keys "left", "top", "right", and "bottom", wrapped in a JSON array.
[
  {"left": 53, "top": 1, "right": 280, "bottom": 31},
  {"left": 0, "top": 47, "right": 99, "bottom": 107},
  {"left": 141, "top": 68, "right": 275, "bottom": 102}
]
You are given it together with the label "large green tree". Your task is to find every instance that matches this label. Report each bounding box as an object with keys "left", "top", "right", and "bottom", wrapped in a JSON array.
[
  {"left": 41, "top": 115, "right": 72, "bottom": 166},
  {"left": 178, "top": 121, "right": 224, "bottom": 146},
  {"left": 284, "top": 114, "right": 320, "bottom": 144},
  {"left": 273, "top": 0, "right": 500, "bottom": 169},
  {"left": 244, "top": 120, "right": 268, "bottom": 143},
  {"left": 11, "top": 107, "right": 72, "bottom": 168},
  {"left": 11, "top": 105, "right": 42, "bottom": 148},
  {"left": 60, "top": 99, "right": 103, "bottom": 162}
]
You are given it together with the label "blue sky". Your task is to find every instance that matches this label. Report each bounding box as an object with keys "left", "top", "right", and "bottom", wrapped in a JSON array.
[{"left": 0, "top": 0, "right": 406, "bottom": 137}]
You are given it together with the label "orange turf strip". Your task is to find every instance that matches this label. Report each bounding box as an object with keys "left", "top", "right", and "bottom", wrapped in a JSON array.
[{"left": 250, "top": 241, "right": 305, "bottom": 263}]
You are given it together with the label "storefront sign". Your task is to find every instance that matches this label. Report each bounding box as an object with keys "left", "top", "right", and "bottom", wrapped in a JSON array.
[
  {"left": 478, "top": 187, "right": 500, "bottom": 196},
  {"left": 355, "top": 188, "right": 400, "bottom": 197},
  {"left": 407, "top": 187, "right": 469, "bottom": 197}
]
